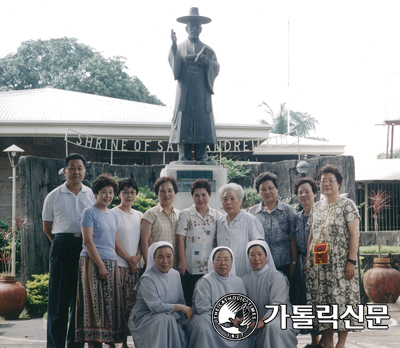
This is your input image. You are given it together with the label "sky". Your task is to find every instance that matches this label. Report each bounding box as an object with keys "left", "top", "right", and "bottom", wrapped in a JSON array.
[{"left": 2, "top": 0, "right": 400, "bottom": 164}]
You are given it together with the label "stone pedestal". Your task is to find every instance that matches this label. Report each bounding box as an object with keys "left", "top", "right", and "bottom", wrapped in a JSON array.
[{"left": 160, "top": 163, "right": 227, "bottom": 212}]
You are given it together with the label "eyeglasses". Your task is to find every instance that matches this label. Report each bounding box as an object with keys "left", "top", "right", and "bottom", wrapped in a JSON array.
[
  {"left": 320, "top": 180, "right": 337, "bottom": 185},
  {"left": 121, "top": 190, "right": 137, "bottom": 195}
]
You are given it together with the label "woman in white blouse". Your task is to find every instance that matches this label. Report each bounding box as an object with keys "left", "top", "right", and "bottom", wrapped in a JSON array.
[
  {"left": 216, "top": 183, "right": 268, "bottom": 277},
  {"left": 176, "top": 179, "right": 223, "bottom": 306},
  {"left": 111, "top": 178, "right": 143, "bottom": 348}
]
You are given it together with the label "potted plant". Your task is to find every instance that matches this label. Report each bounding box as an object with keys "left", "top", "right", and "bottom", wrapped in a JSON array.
[
  {"left": 0, "top": 216, "right": 27, "bottom": 319},
  {"left": 363, "top": 189, "right": 400, "bottom": 303}
]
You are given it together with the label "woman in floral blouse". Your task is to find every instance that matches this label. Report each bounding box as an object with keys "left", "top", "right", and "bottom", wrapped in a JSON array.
[
  {"left": 306, "top": 164, "right": 360, "bottom": 348},
  {"left": 176, "top": 179, "right": 223, "bottom": 306},
  {"left": 248, "top": 171, "right": 297, "bottom": 302}
]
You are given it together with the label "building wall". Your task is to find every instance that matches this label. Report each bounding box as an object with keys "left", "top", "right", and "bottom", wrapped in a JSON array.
[{"left": 0, "top": 156, "right": 14, "bottom": 224}]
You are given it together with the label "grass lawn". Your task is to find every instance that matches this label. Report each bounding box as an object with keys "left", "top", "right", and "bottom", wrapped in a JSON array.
[{"left": 360, "top": 245, "right": 400, "bottom": 254}]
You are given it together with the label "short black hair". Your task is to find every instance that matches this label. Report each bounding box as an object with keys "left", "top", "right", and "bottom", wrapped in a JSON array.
[
  {"left": 65, "top": 153, "right": 87, "bottom": 168},
  {"left": 254, "top": 172, "right": 279, "bottom": 192},
  {"left": 154, "top": 176, "right": 178, "bottom": 195},
  {"left": 191, "top": 179, "right": 211, "bottom": 196},
  {"left": 317, "top": 164, "right": 344, "bottom": 186},
  {"left": 294, "top": 177, "right": 318, "bottom": 195},
  {"left": 92, "top": 174, "right": 118, "bottom": 195},
  {"left": 117, "top": 178, "right": 139, "bottom": 195}
]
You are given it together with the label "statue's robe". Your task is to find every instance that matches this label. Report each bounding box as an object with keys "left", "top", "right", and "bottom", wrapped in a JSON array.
[{"left": 169, "top": 38, "right": 219, "bottom": 144}]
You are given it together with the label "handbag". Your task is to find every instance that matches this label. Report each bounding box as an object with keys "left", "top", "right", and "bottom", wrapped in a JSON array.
[
  {"left": 313, "top": 242, "right": 329, "bottom": 265},
  {"left": 312, "top": 199, "right": 338, "bottom": 266}
]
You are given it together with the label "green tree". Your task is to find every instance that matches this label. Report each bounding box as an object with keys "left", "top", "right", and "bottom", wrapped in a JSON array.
[
  {"left": 258, "top": 101, "right": 326, "bottom": 140},
  {"left": 376, "top": 148, "right": 400, "bottom": 159},
  {"left": 0, "top": 37, "right": 164, "bottom": 105}
]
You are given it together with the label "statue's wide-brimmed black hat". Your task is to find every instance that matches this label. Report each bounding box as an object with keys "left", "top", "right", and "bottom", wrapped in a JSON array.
[{"left": 177, "top": 7, "right": 211, "bottom": 24}]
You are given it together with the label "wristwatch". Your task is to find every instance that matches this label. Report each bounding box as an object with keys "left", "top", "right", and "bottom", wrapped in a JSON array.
[{"left": 347, "top": 258, "right": 356, "bottom": 265}]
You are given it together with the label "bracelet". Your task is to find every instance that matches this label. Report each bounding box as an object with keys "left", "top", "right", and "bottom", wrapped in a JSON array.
[{"left": 347, "top": 258, "right": 356, "bottom": 265}]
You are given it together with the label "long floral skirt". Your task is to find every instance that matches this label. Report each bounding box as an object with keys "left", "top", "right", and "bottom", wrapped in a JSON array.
[
  {"left": 75, "top": 257, "right": 125, "bottom": 343},
  {"left": 118, "top": 266, "right": 140, "bottom": 337}
]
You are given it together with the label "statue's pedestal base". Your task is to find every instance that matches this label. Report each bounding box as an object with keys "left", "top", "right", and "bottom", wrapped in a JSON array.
[{"left": 160, "top": 163, "right": 227, "bottom": 212}]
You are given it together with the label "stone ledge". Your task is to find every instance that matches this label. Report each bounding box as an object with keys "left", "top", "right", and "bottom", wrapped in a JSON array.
[{"left": 360, "top": 231, "right": 400, "bottom": 247}]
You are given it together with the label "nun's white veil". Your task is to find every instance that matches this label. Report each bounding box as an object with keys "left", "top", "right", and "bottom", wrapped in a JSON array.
[
  {"left": 207, "top": 246, "right": 236, "bottom": 277},
  {"left": 143, "top": 241, "right": 174, "bottom": 277},
  {"left": 246, "top": 240, "right": 276, "bottom": 272}
]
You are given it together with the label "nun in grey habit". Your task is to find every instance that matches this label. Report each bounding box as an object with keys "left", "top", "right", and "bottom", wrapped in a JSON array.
[
  {"left": 186, "top": 246, "right": 247, "bottom": 348},
  {"left": 242, "top": 240, "right": 298, "bottom": 348},
  {"left": 128, "top": 242, "right": 192, "bottom": 348}
]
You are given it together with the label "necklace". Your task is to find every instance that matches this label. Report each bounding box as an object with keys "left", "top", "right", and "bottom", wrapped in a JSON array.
[{"left": 316, "top": 198, "right": 338, "bottom": 243}]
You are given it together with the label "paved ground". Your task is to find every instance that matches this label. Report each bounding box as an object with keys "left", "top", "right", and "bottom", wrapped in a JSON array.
[{"left": 1, "top": 302, "right": 400, "bottom": 347}]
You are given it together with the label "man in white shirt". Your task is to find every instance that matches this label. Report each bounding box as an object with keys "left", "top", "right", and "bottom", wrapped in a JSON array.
[{"left": 42, "top": 153, "right": 95, "bottom": 348}]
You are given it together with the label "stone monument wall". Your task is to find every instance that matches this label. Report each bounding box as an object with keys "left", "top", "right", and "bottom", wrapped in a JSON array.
[
  {"left": 232, "top": 155, "right": 357, "bottom": 202},
  {"left": 18, "top": 155, "right": 355, "bottom": 283},
  {"left": 18, "top": 156, "right": 164, "bottom": 284}
]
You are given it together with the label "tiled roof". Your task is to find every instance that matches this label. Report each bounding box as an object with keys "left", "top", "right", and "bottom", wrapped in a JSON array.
[{"left": 0, "top": 88, "right": 173, "bottom": 124}]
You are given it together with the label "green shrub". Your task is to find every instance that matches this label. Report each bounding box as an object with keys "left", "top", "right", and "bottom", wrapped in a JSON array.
[
  {"left": 212, "top": 156, "right": 251, "bottom": 183},
  {"left": 360, "top": 246, "right": 400, "bottom": 254},
  {"left": 26, "top": 273, "right": 49, "bottom": 317},
  {"left": 133, "top": 193, "right": 158, "bottom": 213},
  {"left": 138, "top": 186, "right": 158, "bottom": 201},
  {"left": 0, "top": 218, "right": 22, "bottom": 277},
  {"left": 0, "top": 219, "right": 9, "bottom": 230},
  {"left": 0, "top": 219, "right": 10, "bottom": 251},
  {"left": 278, "top": 194, "right": 297, "bottom": 207},
  {"left": 242, "top": 187, "right": 261, "bottom": 210}
]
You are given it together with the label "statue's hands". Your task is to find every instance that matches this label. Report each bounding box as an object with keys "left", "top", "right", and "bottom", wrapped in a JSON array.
[
  {"left": 171, "top": 29, "right": 177, "bottom": 48},
  {"left": 195, "top": 52, "right": 208, "bottom": 66}
]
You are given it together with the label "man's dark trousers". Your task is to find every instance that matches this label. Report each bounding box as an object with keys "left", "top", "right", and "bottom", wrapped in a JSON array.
[{"left": 47, "top": 234, "right": 83, "bottom": 348}]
